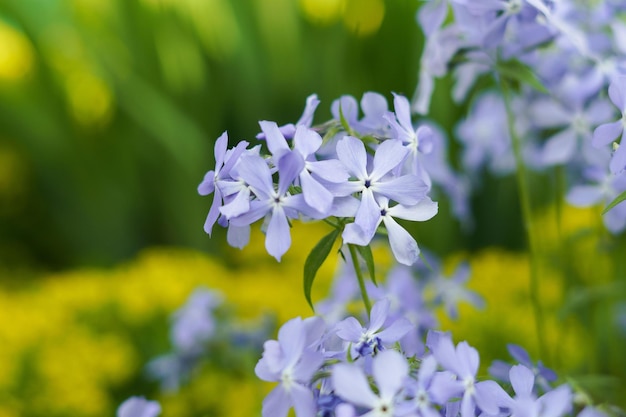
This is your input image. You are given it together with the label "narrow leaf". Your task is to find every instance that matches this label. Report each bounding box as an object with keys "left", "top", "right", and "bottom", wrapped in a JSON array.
[
  {"left": 602, "top": 190, "right": 626, "bottom": 214},
  {"left": 304, "top": 228, "right": 341, "bottom": 310},
  {"left": 496, "top": 59, "right": 548, "bottom": 94},
  {"left": 355, "top": 244, "right": 377, "bottom": 286}
]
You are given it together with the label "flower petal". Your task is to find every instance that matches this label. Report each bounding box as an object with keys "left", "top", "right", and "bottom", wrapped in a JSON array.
[{"left": 332, "top": 363, "right": 379, "bottom": 408}]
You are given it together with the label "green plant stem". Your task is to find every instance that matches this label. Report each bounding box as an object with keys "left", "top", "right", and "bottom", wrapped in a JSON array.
[
  {"left": 500, "top": 79, "right": 549, "bottom": 363},
  {"left": 348, "top": 243, "right": 372, "bottom": 314}
]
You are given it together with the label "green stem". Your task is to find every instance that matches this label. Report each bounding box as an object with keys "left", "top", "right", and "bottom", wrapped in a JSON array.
[
  {"left": 348, "top": 243, "right": 372, "bottom": 314},
  {"left": 500, "top": 79, "right": 549, "bottom": 363}
]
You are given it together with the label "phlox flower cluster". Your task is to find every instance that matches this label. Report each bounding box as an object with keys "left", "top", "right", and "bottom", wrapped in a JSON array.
[
  {"left": 414, "top": 0, "right": 626, "bottom": 232},
  {"left": 198, "top": 93, "right": 440, "bottom": 265},
  {"left": 256, "top": 267, "right": 604, "bottom": 417},
  {"left": 146, "top": 287, "right": 272, "bottom": 392}
]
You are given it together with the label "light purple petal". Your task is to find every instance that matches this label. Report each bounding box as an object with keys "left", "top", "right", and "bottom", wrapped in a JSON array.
[
  {"left": 277, "top": 152, "right": 305, "bottom": 196},
  {"left": 566, "top": 185, "right": 603, "bottom": 207},
  {"left": 372, "top": 175, "right": 428, "bottom": 206},
  {"left": 509, "top": 365, "right": 535, "bottom": 397},
  {"left": 296, "top": 94, "right": 320, "bottom": 127},
  {"left": 475, "top": 380, "right": 510, "bottom": 414},
  {"left": 371, "top": 139, "right": 409, "bottom": 180},
  {"left": 373, "top": 350, "right": 409, "bottom": 399},
  {"left": 392, "top": 93, "right": 414, "bottom": 133},
  {"left": 335, "top": 317, "right": 365, "bottom": 342},
  {"left": 237, "top": 155, "right": 273, "bottom": 199},
  {"left": 332, "top": 95, "right": 359, "bottom": 124},
  {"left": 529, "top": 99, "right": 572, "bottom": 128},
  {"left": 608, "top": 76, "right": 626, "bottom": 112},
  {"left": 219, "top": 188, "right": 251, "bottom": 219},
  {"left": 593, "top": 121, "right": 623, "bottom": 148},
  {"left": 117, "top": 397, "right": 161, "bottom": 417},
  {"left": 542, "top": 128, "right": 577, "bottom": 166},
  {"left": 226, "top": 224, "right": 250, "bottom": 249},
  {"left": 291, "top": 384, "right": 317, "bottom": 417},
  {"left": 332, "top": 363, "right": 379, "bottom": 408},
  {"left": 377, "top": 317, "right": 414, "bottom": 344},
  {"left": 388, "top": 198, "right": 438, "bottom": 222},
  {"left": 300, "top": 170, "right": 333, "bottom": 214},
  {"left": 265, "top": 206, "right": 292, "bottom": 261},
  {"left": 307, "top": 159, "right": 350, "bottom": 183},
  {"left": 342, "top": 222, "right": 375, "bottom": 246},
  {"left": 263, "top": 385, "right": 292, "bottom": 417},
  {"left": 369, "top": 299, "right": 390, "bottom": 332},
  {"left": 277, "top": 317, "right": 305, "bottom": 366},
  {"left": 460, "top": 391, "right": 476, "bottom": 417},
  {"left": 260, "top": 120, "right": 290, "bottom": 158},
  {"left": 456, "top": 341, "right": 479, "bottom": 378},
  {"left": 336, "top": 136, "right": 368, "bottom": 179},
  {"left": 383, "top": 216, "right": 420, "bottom": 266},
  {"left": 354, "top": 188, "right": 383, "bottom": 238},
  {"left": 418, "top": 0, "right": 448, "bottom": 35},
  {"left": 198, "top": 170, "right": 216, "bottom": 196},
  {"left": 610, "top": 133, "right": 626, "bottom": 173},
  {"left": 203, "top": 187, "right": 223, "bottom": 235},
  {"left": 293, "top": 125, "right": 322, "bottom": 158},
  {"left": 228, "top": 200, "right": 271, "bottom": 227},
  {"left": 539, "top": 385, "right": 572, "bottom": 417}
]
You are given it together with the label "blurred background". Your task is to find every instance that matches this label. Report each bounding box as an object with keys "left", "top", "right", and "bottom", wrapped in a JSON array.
[{"left": 0, "top": 0, "right": 625, "bottom": 416}]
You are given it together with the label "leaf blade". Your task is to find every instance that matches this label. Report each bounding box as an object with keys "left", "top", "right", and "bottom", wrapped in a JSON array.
[
  {"left": 303, "top": 228, "right": 341, "bottom": 310},
  {"left": 603, "top": 189, "right": 626, "bottom": 214}
]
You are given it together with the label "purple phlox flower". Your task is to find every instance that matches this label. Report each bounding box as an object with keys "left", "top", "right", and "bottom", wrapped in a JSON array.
[
  {"left": 528, "top": 74, "right": 614, "bottom": 167},
  {"left": 331, "top": 93, "right": 391, "bottom": 136},
  {"left": 170, "top": 287, "right": 223, "bottom": 352},
  {"left": 332, "top": 349, "right": 415, "bottom": 417},
  {"left": 255, "top": 317, "right": 325, "bottom": 417},
  {"left": 413, "top": 24, "right": 465, "bottom": 115},
  {"left": 405, "top": 355, "right": 448, "bottom": 417},
  {"left": 316, "top": 265, "right": 360, "bottom": 325},
  {"left": 256, "top": 94, "right": 320, "bottom": 140},
  {"left": 413, "top": 121, "right": 473, "bottom": 226},
  {"left": 259, "top": 120, "right": 349, "bottom": 214},
  {"left": 146, "top": 353, "right": 189, "bottom": 392},
  {"left": 368, "top": 266, "right": 435, "bottom": 356},
  {"left": 488, "top": 344, "right": 556, "bottom": 393},
  {"left": 459, "top": 0, "right": 554, "bottom": 49},
  {"left": 592, "top": 75, "right": 626, "bottom": 174},
  {"left": 426, "top": 331, "right": 509, "bottom": 417},
  {"left": 377, "top": 266, "right": 437, "bottom": 333},
  {"left": 117, "top": 396, "right": 161, "bottom": 417},
  {"left": 577, "top": 406, "right": 610, "bottom": 417},
  {"left": 386, "top": 94, "right": 437, "bottom": 189},
  {"left": 198, "top": 131, "right": 249, "bottom": 235},
  {"left": 348, "top": 195, "right": 438, "bottom": 266},
  {"left": 456, "top": 91, "right": 515, "bottom": 176},
  {"left": 330, "top": 135, "right": 428, "bottom": 244},
  {"left": 567, "top": 165, "right": 626, "bottom": 234},
  {"left": 500, "top": 365, "right": 573, "bottom": 417},
  {"left": 335, "top": 299, "right": 414, "bottom": 358},
  {"left": 227, "top": 151, "right": 323, "bottom": 261},
  {"left": 417, "top": 0, "right": 450, "bottom": 36},
  {"left": 452, "top": 50, "right": 493, "bottom": 104},
  {"left": 429, "top": 261, "right": 484, "bottom": 320}
]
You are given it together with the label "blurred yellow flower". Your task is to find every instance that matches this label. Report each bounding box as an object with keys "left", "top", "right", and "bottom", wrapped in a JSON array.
[{"left": 0, "top": 21, "right": 34, "bottom": 82}]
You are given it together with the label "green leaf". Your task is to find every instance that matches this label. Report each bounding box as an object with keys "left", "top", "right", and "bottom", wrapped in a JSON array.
[
  {"left": 496, "top": 59, "right": 548, "bottom": 94},
  {"left": 603, "top": 190, "right": 626, "bottom": 214},
  {"left": 355, "top": 244, "right": 377, "bottom": 286},
  {"left": 303, "top": 228, "right": 341, "bottom": 310}
]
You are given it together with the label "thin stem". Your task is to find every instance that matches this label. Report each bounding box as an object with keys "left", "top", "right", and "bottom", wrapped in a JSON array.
[
  {"left": 500, "top": 79, "right": 549, "bottom": 363},
  {"left": 348, "top": 243, "right": 372, "bottom": 314}
]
